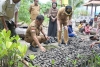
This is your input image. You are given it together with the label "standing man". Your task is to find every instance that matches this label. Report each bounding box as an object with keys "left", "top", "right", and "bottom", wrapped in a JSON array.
[
  {"left": 0, "top": 0, "right": 20, "bottom": 37},
  {"left": 25, "top": 15, "right": 48, "bottom": 52},
  {"left": 57, "top": 6, "right": 72, "bottom": 46},
  {"left": 29, "top": 0, "right": 40, "bottom": 21}
]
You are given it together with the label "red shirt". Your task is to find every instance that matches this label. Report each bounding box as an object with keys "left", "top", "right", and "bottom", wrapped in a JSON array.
[{"left": 85, "top": 26, "right": 90, "bottom": 33}]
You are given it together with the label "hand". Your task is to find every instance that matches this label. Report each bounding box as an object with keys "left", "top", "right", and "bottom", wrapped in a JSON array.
[
  {"left": 4, "top": 28, "right": 8, "bottom": 31},
  {"left": 4, "top": 26, "right": 8, "bottom": 31},
  {"left": 40, "top": 46, "right": 46, "bottom": 52},
  {"left": 90, "top": 42, "right": 95, "bottom": 48},
  {"left": 48, "top": 15, "right": 51, "bottom": 18},
  {"left": 64, "top": 26, "right": 68, "bottom": 30},
  {"left": 45, "top": 36, "right": 49, "bottom": 40},
  {"left": 52, "top": 18, "right": 55, "bottom": 22},
  {"left": 58, "top": 27, "right": 61, "bottom": 32},
  {"left": 14, "top": 22, "right": 17, "bottom": 28}
]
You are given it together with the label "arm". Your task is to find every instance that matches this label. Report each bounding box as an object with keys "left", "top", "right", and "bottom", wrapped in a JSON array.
[
  {"left": 0, "top": 1, "right": 8, "bottom": 30},
  {"left": 15, "top": 11, "right": 18, "bottom": 27},
  {"left": 53, "top": 9, "right": 58, "bottom": 20},
  {"left": 41, "top": 29, "right": 46, "bottom": 37},
  {"left": 0, "top": 16, "right": 8, "bottom": 30},
  {"left": 91, "top": 41, "right": 100, "bottom": 48},
  {"left": 29, "top": 5, "right": 32, "bottom": 14},
  {"left": 41, "top": 28, "right": 48, "bottom": 40},
  {"left": 57, "top": 9, "right": 61, "bottom": 31},
  {"left": 41, "top": 27, "right": 48, "bottom": 40},
  {"left": 85, "top": 27, "right": 88, "bottom": 32}
]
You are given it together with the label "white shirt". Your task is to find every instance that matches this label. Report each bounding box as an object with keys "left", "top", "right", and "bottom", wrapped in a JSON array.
[
  {"left": 0, "top": 0, "right": 6, "bottom": 13},
  {"left": 0, "top": 0, "right": 20, "bottom": 21}
]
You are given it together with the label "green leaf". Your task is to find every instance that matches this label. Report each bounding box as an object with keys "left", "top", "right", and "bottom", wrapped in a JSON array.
[
  {"left": 6, "top": 30, "right": 11, "bottom": 37},
  {"left": 2, "top": 42, "right": 6, "bottom": 49},
  {"left": 6, "top": 41, "right": 12, "bottom": 49},
  {"left": 51, "top": 59, "right": 55, "bottom": 65},
  {"left": 18, "top": 44, "right": 27, "bottom": 57},
  {"left": 77, "top": 53, "right": 81, "bottom": 58},
  {"left": 10, "top": 61, "right": 14, "bottom": 66},
  {"left": 97, "top": 62, "right": 100, "bottom": 65},
  {"left": 29, "top": 54, "right": 36, "bottom": 60}
]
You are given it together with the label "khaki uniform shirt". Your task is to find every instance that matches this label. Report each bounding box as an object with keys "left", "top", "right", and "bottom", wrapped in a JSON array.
[
  {"left": 57, "top": 7, "right": 72, "bottom": 23},
  {"left": 30, "top": 4, "right": 40, "bottom": 20},
  {"left": 0, "top": 0, "right": 19, "bottom": 21},
  {"left": 25, "top": 20, "right": 42, "bottom": 38}
]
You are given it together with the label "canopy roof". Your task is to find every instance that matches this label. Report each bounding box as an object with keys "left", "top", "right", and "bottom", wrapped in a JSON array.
[{"left": 83, "top": 0, "right": 100, "bottom": 6}]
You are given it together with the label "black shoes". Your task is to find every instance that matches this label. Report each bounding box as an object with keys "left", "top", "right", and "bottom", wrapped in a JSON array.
[
  {"left": 64, "top": 43, "right": 68, "bottom": 47},
  {"left": 58, "top": 43, "right": 62, "bottom": 47},
  {"left": 29, "top": 46, "right": 37, "bottom": 52}
]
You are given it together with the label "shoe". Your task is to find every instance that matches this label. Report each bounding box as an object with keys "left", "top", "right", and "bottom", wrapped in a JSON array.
[
  {"left": 29, "top": 46, "right": 37, "bottom": 52},
  {"left": 43, "top": 40, "right": 49, "bottom": 44},
  {"left": 64, "top": 43, "right": 68, "bottom": 47},
  {"left": 51, "top": 39, "right": 56, "bottom": 43},
  {"left": 58, "top": 43, "right": 62, "bottom": 47},
  {"left": 30, "top": 43, "right": 38, "bottom": 48},
  {"left": 61, "top": 39, "right": 65, "bottom": 44},
  {"left": 54, "top": 37, "right": 58, "bottom": 42},
  {"left": 35, "top": 46, "right": 39, "bottom": 48}
]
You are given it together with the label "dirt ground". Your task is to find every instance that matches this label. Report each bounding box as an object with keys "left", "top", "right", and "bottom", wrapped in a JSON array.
[
  {"left": 18, "top": 26, "right": 92, "bottom": 67},
  {"left": 19, "top": 26, "right": 89, "bottom": 56}
]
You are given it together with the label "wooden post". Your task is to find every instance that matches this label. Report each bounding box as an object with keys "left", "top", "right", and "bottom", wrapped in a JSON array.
[
  {"left": 95, "top": 6, "right": 97, "bottom": 16},
  {"left": 86, "top": 6, "right": 88, "bottom": 16},
  {"left": 91, "top": 4, "right": 93, "bottom": 16},
  {"left": 60, "top": 0, "right": 62, "bottom": 7}
]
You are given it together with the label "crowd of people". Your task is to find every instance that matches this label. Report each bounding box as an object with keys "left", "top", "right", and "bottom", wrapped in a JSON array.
[{"left": 0, "top": 0, "right": 100, "bottom": 52}]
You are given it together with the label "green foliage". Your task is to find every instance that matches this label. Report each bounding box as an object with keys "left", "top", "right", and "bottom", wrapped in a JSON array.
[
  {"left": 68, "top": 0, "right": 84, "bottom": 10},
  {"left": 40, "top": 2, "right": 51, "bottom": 14},
  {"left": 51, "top": 59, "right": 55, "bottom": 65},
  {"left": 74, "top": 9, "right": 90, "bottom": 18},
  {"left": 0, "top": 29, "right": 27, "bottom": 67},
  {"left": 43, "top": 15, "right": 49, "bottom": 25},
  {"left": 18, "top": 0, "right": 60, "bottom": 25},
  {"left": 29, "top": 54, "right": 36, "bottom": 60},
  {"left": 18, "top": 0, "right": 31, "bottom": 23}
]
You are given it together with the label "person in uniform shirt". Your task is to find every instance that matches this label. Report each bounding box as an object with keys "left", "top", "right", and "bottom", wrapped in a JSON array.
[
  {"left": 57, "top": 6, "right": 72, "bottom": 46},
  {"left": 29, "top": 0, "right": 40, "bottom": 21},
  {"left": 25, "top": 15, "right": 48, "bottom": 52},
  {"left": 0, "top": 0, "right": 20, "bottom": 37}
]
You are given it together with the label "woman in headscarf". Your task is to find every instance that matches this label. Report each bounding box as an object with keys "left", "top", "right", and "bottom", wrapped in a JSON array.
[{"left": 47, "top": 2, "right": 58, "bottom": 43}]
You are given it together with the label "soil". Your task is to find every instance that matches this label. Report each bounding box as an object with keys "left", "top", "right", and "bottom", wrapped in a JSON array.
[{"left": 19, "top": 26, "right": 100, "bottom": 67}]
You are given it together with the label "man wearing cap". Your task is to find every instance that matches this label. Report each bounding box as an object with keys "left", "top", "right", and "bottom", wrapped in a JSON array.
[
  {"left": 57, "top": 6, "right": 72, "bottom": 46},
  {"left": 0, "top": 0, "right": 20, "bottom": 36}
]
